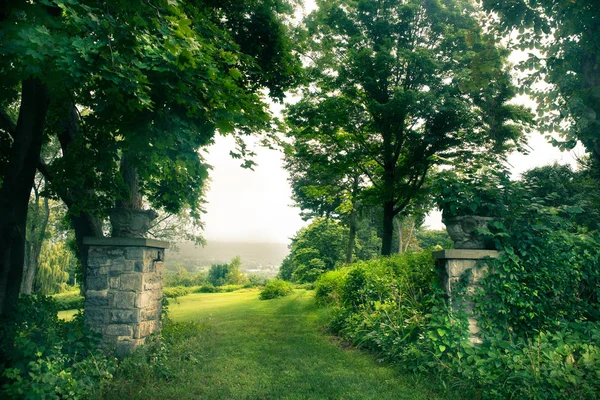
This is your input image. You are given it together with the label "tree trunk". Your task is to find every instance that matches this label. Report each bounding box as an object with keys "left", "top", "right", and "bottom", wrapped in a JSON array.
[
  {"left": 381, "top": 200, "right": 395, "bottom": 256},
  {"left": 0, "top": 78, "right": 50, "bottom": 318},
  {"left": 40, "top": 104, "right": 105, "bottom": 294},
  {"left": 396, "top": 217, "right": 403, "bottom": 254},
  {"left": 345, "top": 175, "right": 359, "bottom": 264},
  {"left": 117, "top": 152, "right": 143, "bottom": 210},
  {"left": 21, "top": 187, "right": 50, "bottom": 294}
]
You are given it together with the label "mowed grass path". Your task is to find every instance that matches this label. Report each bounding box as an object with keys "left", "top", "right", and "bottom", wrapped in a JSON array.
[{"left": 98, "top": 289, "right": 446, "bottom": 399}]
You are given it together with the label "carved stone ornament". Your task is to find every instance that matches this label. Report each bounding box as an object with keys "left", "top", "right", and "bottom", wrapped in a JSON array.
[
  {"left": 442, "top": 215, "right": 494, "bottom": 250},
  {"left": 109, "top": 208, "right": 159, "bottom": 238}
]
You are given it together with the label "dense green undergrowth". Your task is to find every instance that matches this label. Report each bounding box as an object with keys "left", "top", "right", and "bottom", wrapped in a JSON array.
[
  {"left": 0, "top": 296, "right": 116, "bottom": 399},
  {"left": 258, "top": 279, "right": 293, "bottom": 299},
  {"left": 315, "top": 245, "right": 600, "bottom": 399}
]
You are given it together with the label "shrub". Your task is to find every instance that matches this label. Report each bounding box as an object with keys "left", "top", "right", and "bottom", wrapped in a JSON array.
[
  {"left": 0, "top": 296, "right": 116, "bottom": 399},
  {"left": 207, "top": 256, "right": 248, "bottom": 287},
  {"left": 164, "top": 266, "right": 207, "bottom": 288},
  {"left": 163, "top": 286, "right": 191, "bottom": 299},
  {"left": 259, "top": 279, "right": 293, "bottom": 300},
  {"left": 193, "top": 284, "right": 219, "bottom": 293},
  {"left": 52, "top": 291, "right": 84, "bottom": 311}
]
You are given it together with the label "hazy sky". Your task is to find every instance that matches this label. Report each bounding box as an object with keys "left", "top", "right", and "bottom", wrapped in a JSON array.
[{"left": 201, "top": 2, "right": 584, "bottom": 244}]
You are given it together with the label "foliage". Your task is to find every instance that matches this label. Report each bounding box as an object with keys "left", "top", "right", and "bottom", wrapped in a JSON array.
[
  {"left": 0, "top": 296, "right": 116, "bottom": 399},
  {"left": 287, "top": 0, "right": 530, "bottom": 254},
  {"left": 163, "top": 286, "right": 193, "bottom": 299},
  {"left": 0, "top": 0, "right": 302, "bottom": 318},
  {"left": 314, "top": 269, "right": 347, "bottom": 305},
  {"left": 278, "top": 218, "right": 348, "bottom": 283},
  {"left": 259, "top": 279, "right": 293, "bottom": 300},
  {"left": 474, "top": 176, "right": 600, "bottom": 334},
  {"left": 51, "top": 290, "right": 84, "bottom": 311},
  {"left": 207, "top": 256, "right": 248, "bottom": 287},
  {"left": 415, "top": 230, "right": 453, "bottom": 250},
  {"left": 456, "top": 323, "right": 600, "bottom": 400},
  {"left": 35, "top": 241, "right": 72, "bottom": 295},
  {"left": 164, "top": 265, "right": 207, "bottom": 288},
  {"left": 316, "top": 248, "right": 600, "bottom": 399},
  {"left": 481, "top": 0, "right": 600, "bottom": 165},
  {"left": 434, "top": 168, "right": 507, "bottom": 219},
  {"left": 521, "top": 162, "right": 600, "bottom": 231}
]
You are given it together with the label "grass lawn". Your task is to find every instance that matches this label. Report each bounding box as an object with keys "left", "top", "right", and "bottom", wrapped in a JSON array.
[{"left": 93, "top": 289, "right": 451, "bottom": 399}]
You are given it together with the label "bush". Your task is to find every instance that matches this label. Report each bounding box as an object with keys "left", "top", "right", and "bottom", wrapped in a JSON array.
[
  {"left": 192, "top": 284, "right": 219, "bottom": 293},
  {"left": 163, "top": 286, "right": 192, "bottom": 299},
  {"left": 164, "top": 266, "right": 207, "bottom": 288},
  {"left": 314, "top": 269, "right": 347, "bottom": 305},
  {"left": 207, "top": 256, "right": 248, "bottom": 287},
  {"left": 259, "top": 279, "right": 293, "bottom": 300},
  {"left": 0, "top": 296, "right": 116, "bottom": 399},
  {"left": 52, "top": 291, "right": 84, "bottom": 311}
]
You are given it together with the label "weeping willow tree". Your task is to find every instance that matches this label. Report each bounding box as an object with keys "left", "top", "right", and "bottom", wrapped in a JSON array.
[{"left": 35, "top": 242, "right": 72, "bottom": 295}]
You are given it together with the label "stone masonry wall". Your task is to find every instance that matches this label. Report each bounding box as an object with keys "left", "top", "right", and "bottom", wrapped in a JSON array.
[
  {"left": 433, "top": 249, "right": 499, "bottom": 345},
  {"left": 83, "top": 238, "right": 168, "bottom": 356}
]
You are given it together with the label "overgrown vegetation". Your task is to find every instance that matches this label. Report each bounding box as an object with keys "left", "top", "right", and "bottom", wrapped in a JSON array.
[
  {"left": 0, "top": 296, "right": 116, "bottom": 399},
  {"left": 315, "top": 166, "right": 600, "bottom": 399},
  {"left": 259, "top": 279, "right": 293, "bottom": 300}
]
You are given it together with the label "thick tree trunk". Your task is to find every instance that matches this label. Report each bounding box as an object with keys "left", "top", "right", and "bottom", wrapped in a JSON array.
[
  {"left": 21, "top": 190, "right": 50, "bottom": 294},
  {"left": 117, "top": 153, "right": 143, "bottom": 210},
  {"left": 39, "top": 104, "right": 105, "bottom": 294},
  {"left": 345, "top": 174, "right": 360, "bottom": 264},
  {"left": 381, "top": 200, "right": 395, "bottom": 256},
  {"left": 345, "top": 209, "right": 357, "bottom": 264},
  {"left": 0, "top": 78, "right": 50, "bottom": 318}
]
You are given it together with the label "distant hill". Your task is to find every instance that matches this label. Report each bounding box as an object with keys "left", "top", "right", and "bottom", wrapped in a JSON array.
[{"left": 165, "top": 241, "right": 289, "bottom": 275}]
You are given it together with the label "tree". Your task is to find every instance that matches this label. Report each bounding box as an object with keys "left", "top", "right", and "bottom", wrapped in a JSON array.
[
  {"left": 279, "top": 218, "right": 348, "bottom": 283},
  {"left": 207, "top": 256, "right": 247, "bottom": 287},
  {"left": 521, "top": 162, "right": 600, "bottom": 231},
  {"left": 21, "top": 176, "right": 50, "bottom": 295},
  {"left": 283, "top": 132, "right": 365, "bottom": 263},
  {"left": 286, "top": 0, "right": 530, "bottom": 256},
  {"left": 0, "top": 0, "right": 301, "bottom": 317},
  {"left": 35, "top": 241, "right": 72, "bottom": 295},
  {"left": 481, "top": 0, "right": 600, "bottom": 164}
]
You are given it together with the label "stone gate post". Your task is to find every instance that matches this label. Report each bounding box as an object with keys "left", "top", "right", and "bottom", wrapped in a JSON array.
[
  {"left": 433, "top": 249, "right": 499, "bottom": 344},
  {"left": 83, "top": 237, "right": 168, "bottom": 356}
]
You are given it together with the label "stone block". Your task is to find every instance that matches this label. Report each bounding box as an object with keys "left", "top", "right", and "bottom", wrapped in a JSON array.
[
  {"left": 107, "top": 249, "right": 125, "bottom": 257},
  {"left": 144, "top": 250, "right": 159, "bottom": 262},
  {"left": 109, "top": 309, "right": 141, "bottom": 324},
  {"left": 446, "top": 259, "right": 477, "bottom": 278},
  {"left": 141, "top": 307, "right": 161, "bottom": 321},
  {"left": 85, "top": 309, "right": 106, "bottom": 326},
  {"left": 109, "top": 276, "right": 120, "bottom": 289},
  {"left": 152, "top": 288, "right": 163, "bottom": 301},
  {"left": 135, "top": 292, "right": 153, "bottom": 309},
  {"left": 111, "top": 291, "right": 136, "bottom": 309},
  {"left": 134, "top": 260, "right": 145, "bottom": 272},
  {"left": 86, "top": 290, "right": 109, "bottom": 307},
  {"left": 87, "top": 274, "right": 108, "bottom": 291},
  {"left": 125, "top": 247, "right": 144, "bottom": 260},
  {"left": 105, "top": 324, "right": 133, "bottom": 337},
  {"left": 120, "top": 273, "right": 143, "bottom": 292},
  {"left": 155, "top": 261, "right": 164, "bottom": 274},
  {"left": 115, "top": 338, "right": 145, "bottom": 357},
  {"left": 144, "top": 282, "right": 161, "bottom": 291},
  {"left": 107, "top": 258, "right": 129, "bottom": 273},
  {"left": 133, "top": 320, "right": 159, "bottom": 339}
]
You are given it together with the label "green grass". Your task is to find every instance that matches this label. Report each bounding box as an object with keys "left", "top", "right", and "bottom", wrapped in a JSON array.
[{"left": 94, "top": 289, "right": 449, "bottom": 399}]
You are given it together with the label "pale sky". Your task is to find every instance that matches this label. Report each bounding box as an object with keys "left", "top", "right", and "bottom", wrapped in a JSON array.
[{"left": 201, "top": 1, "right": 584, "bottom": 243}]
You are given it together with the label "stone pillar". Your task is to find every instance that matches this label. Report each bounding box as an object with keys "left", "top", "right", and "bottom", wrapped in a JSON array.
[
  {"left": 83, "top": 237, "right": 169, "bottom": 356},
  {"left": 433, "top": 249, "right": 499, "bottom": 344}
]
